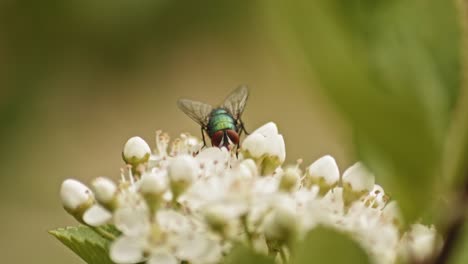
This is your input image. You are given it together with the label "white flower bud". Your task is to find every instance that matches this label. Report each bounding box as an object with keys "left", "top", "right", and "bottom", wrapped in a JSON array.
[
  {"left": 139, "top": 171, "right": 167, "bottom": 195},
  {"left": 231, "top": 159, "right": 258, "bottom": 180},
  {"left": 382, "top": 201, "right": 403, "bottom": 227},
  {"left": 342, "top": 162, "right": 375, "bottom": 206},
  {"left": 242, "top": 122, "right": 286, "bottom": 175},
  {"left": 60, "top": 179, "right": 94, "bottom": 222},
  {"left": 240, "top": 159, "right": 258, "bottom": 177},
  {"left": 263, "top": 203, "right": 297, "bottom": 244},
  {"left": 168, "top": 155, "right": 198, "bottom": 198},
  {"left": 91, "top": 177, "right": 117, "bottom": 204},
  {"left": 305, "top": 155, "right": 339, "bottom": 194},
  {"left": 122, "top": 136, "right": 151, "bottom": 166},
  {"left": 398, "top": 224, "right": 440, "bottom": 262},
  {"left": 138, "top": 170, "right": 168, "bottom": 213},
  {"left": 203, "top": 204, "right": 237, "bottom": 237},
  {"left": 342, "top": 162, "right": 375, "bottom": 192}
]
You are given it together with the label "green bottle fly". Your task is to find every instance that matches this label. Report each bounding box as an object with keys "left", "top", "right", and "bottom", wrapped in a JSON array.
[{"left": 177, "top": 86, "right": 249, "bottom": 150}]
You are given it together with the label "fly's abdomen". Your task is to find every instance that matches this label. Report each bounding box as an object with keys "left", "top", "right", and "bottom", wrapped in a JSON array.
[{"left": 208, "top": 109, "right": 236, "bottom": 136}]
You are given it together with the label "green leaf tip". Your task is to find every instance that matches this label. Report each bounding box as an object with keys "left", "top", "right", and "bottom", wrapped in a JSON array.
[
  {"left": 49, "top": 225, "right": 115, "bottom": 264},
  {"left": 292, "top": 226, "right": 371, "bottom": 264},
  {"left": 223, "top": 244, "right": 275, "bottom": 264}
]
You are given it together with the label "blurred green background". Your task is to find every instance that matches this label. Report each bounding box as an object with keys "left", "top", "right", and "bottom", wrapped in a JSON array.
[{"left": 0, "top": 1, "right": 355, "bottom": 263}]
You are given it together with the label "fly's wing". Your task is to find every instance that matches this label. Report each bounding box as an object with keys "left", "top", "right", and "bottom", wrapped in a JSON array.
[
  {"left": 177, "top": 99, "right": 213, "bottom": 127},
  {"left": 222, "top": 85, "right": 249, "bottom": 120}
]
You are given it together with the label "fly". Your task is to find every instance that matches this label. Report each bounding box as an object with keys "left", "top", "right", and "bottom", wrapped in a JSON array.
[{"left": 177, "top": 85, "right": 249, "bottom": 151}]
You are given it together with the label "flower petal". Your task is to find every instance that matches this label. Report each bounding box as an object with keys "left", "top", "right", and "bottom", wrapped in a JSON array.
[
  {"left": 147, "top": 250, "right": 178, "bottom": 264},
  {"left": 110, "top": 236, "right": 145, "bottom": 264},
  {"left": 83, "top": 204, "right": 112, "bottom": 226}
]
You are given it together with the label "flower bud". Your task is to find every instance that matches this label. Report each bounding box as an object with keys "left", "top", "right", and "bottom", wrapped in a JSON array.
[
  {"left": 398, "top": 224, "right": 440, "bottom": 262},
  {"left": 279, "top": 166, "right": 301, "bottom": 192},
  {"left": 382, "top": 201, "right": 403, "bottom": 228},
  {"left": 342, "top": 162, "right": 375, "bottom": 206},
  {"left": 168, "top": 155, "right": 198, "bottom": 199},
  {"left": 91, "top": 177, "right": 117, "bottom": 207},
  {"left": 138, "top": 171, "right": 168, "bottom": 213},
  {"left": 263, "top": 203, "right": 297, "bottom": 244},
  {"left": 122, "top": 136, "right": 151, "bottom": 167},
  {"left": 231, "top": 159, "right": 258, "bottom": 180},
  {"left": 242, "top": 122, "right": 286, "bottom": 175},
  {"left": 60, "top": 179, "right": 95, "bottom": 222},
  {"left": 304, "top": 155, "right": 340, "bottom": 195},
  {"left": 203, "top": 204, "right": 237, "bottom": 238}
]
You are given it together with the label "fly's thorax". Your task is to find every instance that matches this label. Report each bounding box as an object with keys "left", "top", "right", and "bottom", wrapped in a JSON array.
[{"left": 207, "top": 108, "right": 237, "bottom": 137}]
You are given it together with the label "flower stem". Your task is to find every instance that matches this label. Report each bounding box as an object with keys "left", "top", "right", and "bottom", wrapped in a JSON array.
[
  {"left": 279, "top": 246, "right": 288, "bottom": 264},
  {"left": 241, "top": 214, "right": 253, "bottom": 247},
  {"left": 433, "top": 178, "right": 468, "bottom": 264}
]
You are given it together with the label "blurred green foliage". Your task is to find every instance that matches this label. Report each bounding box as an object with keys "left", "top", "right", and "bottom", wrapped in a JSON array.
[
  {"left": 270, "top": 0, "right": 461, "bottom": 223},
  {"left": 292, "top": 227, "right": 370, "bottom": 264},
  {"left": 224, "top": 244, "right": 275, "bottom": 264}
]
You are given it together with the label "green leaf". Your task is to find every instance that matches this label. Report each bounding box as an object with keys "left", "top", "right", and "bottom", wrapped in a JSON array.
[
  {"left": 49, "top": 225, "right": 115, "bottom": 264},
  {"left": 271, "top": 0, "right": 461, "bottom": 222},
  {"left": 292, "top": 227, "right": 371, "bottom": 264},
  {"left": 223, "top": 244, "right": 275, "bottom": 264}
]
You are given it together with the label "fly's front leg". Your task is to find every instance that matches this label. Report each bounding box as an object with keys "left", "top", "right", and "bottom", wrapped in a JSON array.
[{"left": 201, "top": 126, "right": 207, "bottom": 149}]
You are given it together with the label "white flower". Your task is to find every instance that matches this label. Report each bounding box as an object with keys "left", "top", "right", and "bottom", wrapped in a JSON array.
[
  {"left": 242, "top": 122, "right": 286, "bottom": 175},
  {"left": 110, "top": 208, "right": 221, "bottom": 264},
  {"left": 171, "top": 133, "right": 202, "bottom": 156},
  {"left": 60, "top": 179, "right": 94, "bottom": 221},
  {"left": 123, "top": 136, "right": 151, "bottom": 165},
  {"left": 114, "top": 191, "right": 151, "bottom": 237},
  {"left": 196, "top": 147, "right": 230, "bottom": 178},
  {"left": 60, "top": 123, "right": 440, "bottom": 264}
]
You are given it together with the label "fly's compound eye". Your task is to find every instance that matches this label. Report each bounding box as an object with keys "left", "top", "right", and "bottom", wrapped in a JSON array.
[
  {"left": 226, "top": 130, "right": 239, "bottom": 145},
  {"left": 211, "top": 130, "right": 225, "bottom": 147}
]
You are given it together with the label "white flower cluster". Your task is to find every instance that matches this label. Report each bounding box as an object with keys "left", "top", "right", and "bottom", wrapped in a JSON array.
[{"left": 60, "top": 122, "right": 439, "bottom": 264}]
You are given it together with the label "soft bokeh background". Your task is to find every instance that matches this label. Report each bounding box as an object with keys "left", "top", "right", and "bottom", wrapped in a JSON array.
[{"left": 0, "top": 1, "right": 354, "bottom": 263}]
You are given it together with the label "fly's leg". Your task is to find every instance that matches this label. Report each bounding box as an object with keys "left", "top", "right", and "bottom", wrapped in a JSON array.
[
  {"left": 240, "top": 119, "right": 250, "bottom": 135},
  {"left": 201, "top": 126, "right": 207, "bottom": 148}
]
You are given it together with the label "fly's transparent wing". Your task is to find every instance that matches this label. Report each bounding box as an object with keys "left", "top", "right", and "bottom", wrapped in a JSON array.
[
  {"left": 222, "top": 85, "right": 249, "bottom": 120},
  {"left": 177, "top": 99, "right": 213, "bottom": 127}
]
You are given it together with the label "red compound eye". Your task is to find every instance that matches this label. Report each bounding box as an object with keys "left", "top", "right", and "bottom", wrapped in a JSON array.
[
  {"left": 226, "top": 130, "right": 239, "bottom": 145},
  {"left": 211, "top": 131, "right": 224, "bottom": 147}
]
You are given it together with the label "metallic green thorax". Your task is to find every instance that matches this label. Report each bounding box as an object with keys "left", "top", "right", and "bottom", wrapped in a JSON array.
[{"left": 207, "top": 108, "right": 237, "bottom": 137}]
